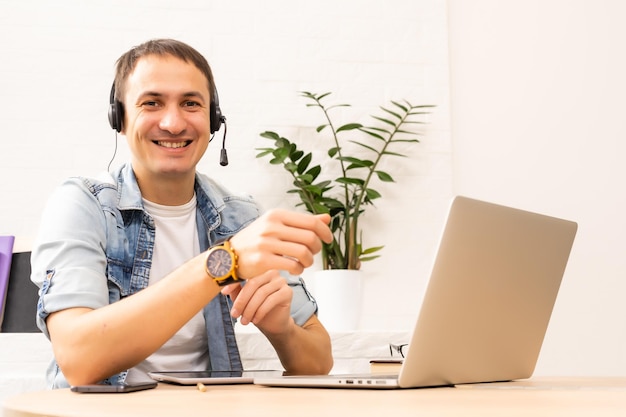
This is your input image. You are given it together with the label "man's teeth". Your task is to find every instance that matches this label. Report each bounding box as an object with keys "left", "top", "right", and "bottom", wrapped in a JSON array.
[{"left": 156, "top": 141, "right": 189, "bottom": 148}]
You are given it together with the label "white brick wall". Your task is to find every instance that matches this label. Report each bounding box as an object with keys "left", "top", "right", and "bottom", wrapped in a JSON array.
[{"left": 0, "top": 0, "right": 452, "bottom": 329}]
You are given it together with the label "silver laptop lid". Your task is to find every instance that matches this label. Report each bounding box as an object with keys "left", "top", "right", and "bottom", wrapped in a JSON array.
[{"left": 399, "top": 196, "right": 577, "bottom": 388}]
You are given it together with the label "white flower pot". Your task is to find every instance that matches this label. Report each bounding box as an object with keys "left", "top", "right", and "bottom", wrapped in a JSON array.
[{"left": 312, "top": 269, "right": 363, "bottom": 332}]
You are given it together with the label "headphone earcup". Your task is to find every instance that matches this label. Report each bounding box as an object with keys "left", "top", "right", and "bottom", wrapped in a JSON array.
[
  {"left": 108, "top": 100, "right": 124, "bottom": 133},
  {"left": 108, "top": 83, "right": 123, "bottom": 133},
  {"left": 210, "top": 86, "right": 225, "bottom": 134},
  {"left": 210, "top": 101, "right": 223, "bottom": 134}
]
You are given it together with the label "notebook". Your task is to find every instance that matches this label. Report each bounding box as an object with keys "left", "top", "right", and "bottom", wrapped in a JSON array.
[
  {"left": 254, "top": 195, "right": 578, "bottom": 389},
  {"left": 0, "top": 235, "right": 15, "bottom": 328}
]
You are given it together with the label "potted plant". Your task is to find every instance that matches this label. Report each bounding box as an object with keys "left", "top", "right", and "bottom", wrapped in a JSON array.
[
  {"left": 257, "top": 91, "right": 433, "bottom": 331},
  {"left": 257, "top": 91, "right": 433, "bottom": 271}
]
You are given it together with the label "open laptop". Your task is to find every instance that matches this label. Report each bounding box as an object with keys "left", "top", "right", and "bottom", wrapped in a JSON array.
[{"left": 254, "top": 195, "right": 578, "bottom": 389}]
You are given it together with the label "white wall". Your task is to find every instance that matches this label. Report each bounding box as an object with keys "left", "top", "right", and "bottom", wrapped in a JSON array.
[
  {"left": 4, "top": 0, "right": 620, "bottom": 379},
  {"left": 448, "top": 0, "right": 626, "bottom": 375},
  {"left": 0, "top": 1, "right": 451, "bottom": 327}
]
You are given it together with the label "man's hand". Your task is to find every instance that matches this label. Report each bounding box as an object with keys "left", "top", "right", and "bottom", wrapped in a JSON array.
[
  {"left": 221, "top": 209, "right": 334, "bottom": 373},
  {"left": 221, "top": 270, "right": 292, "bottom": 335},
  {"left": 221, "top": 270, "right": 333, "bottom": 375},
  {"left": 229, "top": 209, "right": 332, "bottom": 279}
]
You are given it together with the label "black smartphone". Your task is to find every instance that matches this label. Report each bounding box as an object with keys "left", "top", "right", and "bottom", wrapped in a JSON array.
[{"left": 70, "top": 381, "right": 158, "bottom": 393}]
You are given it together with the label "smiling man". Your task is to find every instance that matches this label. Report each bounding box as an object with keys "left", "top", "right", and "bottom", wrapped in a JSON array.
[{"left": 30, "top": 39, "right": 334, "bottom": 388}]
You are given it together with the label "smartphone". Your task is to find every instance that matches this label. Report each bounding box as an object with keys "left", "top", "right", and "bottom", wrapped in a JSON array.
[{"left": 70, "top": 381, "right": 158, "bottom": 393}]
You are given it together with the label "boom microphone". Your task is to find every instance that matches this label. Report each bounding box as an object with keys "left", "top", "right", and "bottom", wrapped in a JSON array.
[{"left": 219, "top": 117, "right": 228, "bottom": 166}]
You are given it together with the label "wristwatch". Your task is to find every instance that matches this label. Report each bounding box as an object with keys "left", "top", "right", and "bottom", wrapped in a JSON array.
[{"left": 205, "top": 239, "right": 241, "bottom": 286}]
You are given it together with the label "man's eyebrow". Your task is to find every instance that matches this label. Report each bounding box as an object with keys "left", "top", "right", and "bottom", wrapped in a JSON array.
[
  {"left": 138, "top": 91, "right": 163, "bottom": 98},
  {"left": 181, "top": 91, "right": 207, "bottom": 102},
  {"left": 137, "top": 91, "right": 207, "bottom": 101}
]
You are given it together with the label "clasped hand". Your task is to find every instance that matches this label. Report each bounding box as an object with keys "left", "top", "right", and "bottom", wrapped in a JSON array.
[{"left": 220, "top": 209, "right": 332, "bottom": 333}]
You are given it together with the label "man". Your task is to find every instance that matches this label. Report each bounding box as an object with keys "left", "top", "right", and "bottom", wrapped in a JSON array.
[{"left": 31, "top": 39, "right": 334, "bottom": 388}]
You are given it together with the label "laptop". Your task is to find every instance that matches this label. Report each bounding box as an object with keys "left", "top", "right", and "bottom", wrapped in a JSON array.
[{"left": 254, "top": 195, "right": 578, "bottom": 389}]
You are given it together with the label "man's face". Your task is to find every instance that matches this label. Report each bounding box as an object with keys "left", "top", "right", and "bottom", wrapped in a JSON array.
[{"left": 122, "top": 54, "right": 212, "bottom": 182}]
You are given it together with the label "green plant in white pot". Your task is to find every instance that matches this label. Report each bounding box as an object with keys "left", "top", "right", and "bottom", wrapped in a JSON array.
[{"left": 257, "top": 91, "right": 434, "bottom": 272}]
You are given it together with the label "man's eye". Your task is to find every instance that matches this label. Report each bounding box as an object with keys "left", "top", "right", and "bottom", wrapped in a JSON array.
[
  {"left": 142, "top": 101, "right": 159, "bottom": 107},
  {"left": 183, "top": 101, "right": 200, "bottom": 108}
]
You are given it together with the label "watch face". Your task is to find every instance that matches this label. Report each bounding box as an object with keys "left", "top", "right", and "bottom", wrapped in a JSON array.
[{"left": 206, "top": 248, "right": 233, "bottom": 279}]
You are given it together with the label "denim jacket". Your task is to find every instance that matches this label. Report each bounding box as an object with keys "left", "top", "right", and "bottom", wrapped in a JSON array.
[{"left": 32, "top": 163, "right": 318, "bottom": 388}]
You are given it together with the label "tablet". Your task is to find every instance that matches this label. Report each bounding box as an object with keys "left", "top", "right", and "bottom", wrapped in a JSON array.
[{"left": 148, "top": 370, "right": 283, "bottom": 385}]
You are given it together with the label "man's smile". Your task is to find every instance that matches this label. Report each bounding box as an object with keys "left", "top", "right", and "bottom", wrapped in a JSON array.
[{"left": 153, "top": 140, "right": 192, "bottom": 148}]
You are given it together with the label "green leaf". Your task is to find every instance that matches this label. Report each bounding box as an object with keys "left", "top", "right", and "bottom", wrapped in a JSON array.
[
  {"left": 381, "top": 106, "right": 402, "bottom": 120},
  {"left": 328, "top": 147, "right": 340, "bottom": 157},
  {"left": 305, "top": 165, "right": 321, "bottom": 181},
  {"left": 359, "top": 255, "right": 381, "bottom": 262},
  {"left": 340, "top": 156, "right": 374, "bottom": 167},
  {"left": 314, "top": 180, "right": 333, "bottom": 190},
  {"left": 372, "top": 116, "right": 396, "bottom": 126},
  {"left": 391, "top": 100, "right": 408, "bottom": 112},
  {"left": 350, "top": 141, "right": 379, "bottom": 154},
  {"left": 270, "top": 148, "right": 289, "bottom": 163},
  {"left": 275, "top": 137, "right": 291, "bottom": 148},
  {"left": 316, "top": 92, "right": 332, "bottom": 101},
  {"left": 366, "top": 126, "right": 391, "bottom": 133},
  {"left": 290, "top": 150, "right": 304, "bottom": 162},
  {"left": 359, "top": 128, "right": 385, "bottom": 140},
  {"left": 337, "top": 177, "right": 365, "bottom": 186},
  {"left": 336, "top": 123, "right": 363, "bottom": 132},
  {"left": 260, "top": 131, "right": 280, "bottom": 140},
  {"left": 285, "top": 162, "right": 298, "bottom": 173},
  {"left": 297, "top": 153, "right": 312, "bottom": 174},
  {"left": 322, "top": 198, "right": 346, "bottom": 209},
  {"left": 326, "top": 104, "right": 351, "bottom": 111},
  {"left": 392, "top": 138, "right": 420, "bottom": 144},
  {"left": 361, "top": 245, "right": 384, "bottom": 255},
  {"left": 381, "top": 150, "right": 406, "bottom": 157},
  {"left": 394, "top": 129, "right": 418, "bottom": 135},
  {"left": 255, "top": 149, "right": 274, "bottom": 158},
  {"left": 365, "top": 188, "right": 382, "bottom": 200},
  {"left": 375, "top": 171, "right": 394, "bottom": 182},
  {"left": 301, "top": 183, "right": 323, "bottom": 195},
  {"left": 312, "top": 203, "right": 330, "bottom": 214}
]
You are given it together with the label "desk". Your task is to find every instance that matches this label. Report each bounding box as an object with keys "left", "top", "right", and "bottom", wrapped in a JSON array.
[
  {"left": 0, "top": 330, "right": 411, "bottom": 409},
  {"left": 3, "top": 377, "right": 626, "bottom": 417}
]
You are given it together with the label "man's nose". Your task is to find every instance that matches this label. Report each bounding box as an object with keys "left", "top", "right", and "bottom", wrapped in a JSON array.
[{"left": 159, "top": 105, "right": 186, "bottom": 134}]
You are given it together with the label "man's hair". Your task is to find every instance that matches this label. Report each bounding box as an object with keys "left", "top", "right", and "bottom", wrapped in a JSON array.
[{"left": 113, "top": 38, "right": 216, "bottom": 103}]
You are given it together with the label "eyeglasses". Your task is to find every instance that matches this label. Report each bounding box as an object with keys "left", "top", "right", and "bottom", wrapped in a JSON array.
[{"left": 389, "top": 343, "right": 408, "bottom": 358}]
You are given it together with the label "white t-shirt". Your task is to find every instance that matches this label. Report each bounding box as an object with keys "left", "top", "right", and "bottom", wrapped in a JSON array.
[{"left": 125, "top": 194, "right": 209, "bottom": 383}]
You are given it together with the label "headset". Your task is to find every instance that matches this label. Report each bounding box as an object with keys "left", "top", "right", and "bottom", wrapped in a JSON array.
[{"left": 107, "top": 82, "right": 229, "bottom": 165}]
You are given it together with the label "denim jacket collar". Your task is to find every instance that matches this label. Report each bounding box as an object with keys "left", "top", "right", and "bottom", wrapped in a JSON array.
[{"left": 114, "top": 163, "right": 227, "bottom": 238}]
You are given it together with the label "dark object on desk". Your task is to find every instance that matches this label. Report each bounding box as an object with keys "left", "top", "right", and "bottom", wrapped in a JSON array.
[
  {"left": 1, "top": 251, "right": 40, "bottom": 333},
  {"left": 71, "top": 381, "right": 158, "bottom": 393}
]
